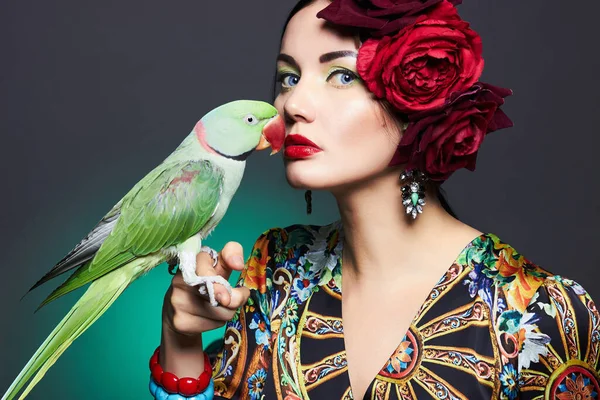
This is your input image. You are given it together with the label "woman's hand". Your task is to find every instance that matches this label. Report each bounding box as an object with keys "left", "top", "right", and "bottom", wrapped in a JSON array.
[{"left": 162, "top": 241, "right": 252, "bottom": 337}]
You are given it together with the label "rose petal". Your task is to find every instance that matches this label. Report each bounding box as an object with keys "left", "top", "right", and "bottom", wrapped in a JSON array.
[
  {"left": 317, "top": 0, "right": 464, "bottom": 36},
  {"left": 389, "top": 81, "right": 513, "bottom": 181}
]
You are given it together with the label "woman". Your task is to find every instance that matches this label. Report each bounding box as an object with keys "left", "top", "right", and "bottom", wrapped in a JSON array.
[{"left": 150, "top": 0, "right": 600, "bottom": 399}]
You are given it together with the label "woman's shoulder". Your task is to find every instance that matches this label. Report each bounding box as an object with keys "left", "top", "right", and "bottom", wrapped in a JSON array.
[
  {"left": 254, "top": 219, "right": 343, "bottom": 253},
  {"left": 243, "top": 220, "right": 342, "bottom": 296},
  {"left": 474, "top": 234, "right": 600, "bottom": 390},
  {"left": 250, "top": 219, "right": 343, "bottom": 278},
  {"left": 465, "top": 232, "right": 596, "bottom": 311}
]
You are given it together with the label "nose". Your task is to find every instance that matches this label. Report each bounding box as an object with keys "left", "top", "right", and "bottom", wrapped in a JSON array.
[{"left": 282, "top": 81, "right": 316, "bottom": 126}]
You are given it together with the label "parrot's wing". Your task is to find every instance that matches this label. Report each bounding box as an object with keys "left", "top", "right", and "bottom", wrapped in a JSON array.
[
  {"left": 24, "top": 200, "right": 123, "bottom": 296},
  {"left": 35, "top": 159, "right": 224, "bottom": 311}
]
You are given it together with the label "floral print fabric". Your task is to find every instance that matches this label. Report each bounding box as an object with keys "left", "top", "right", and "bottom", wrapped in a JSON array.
[{"left": 210, "top": 220, "right": 600, "bottom": 399}]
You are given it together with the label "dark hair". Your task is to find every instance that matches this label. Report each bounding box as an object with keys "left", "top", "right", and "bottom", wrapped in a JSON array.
[{"left": 271, "top": 0, "right": 459, "bottom": 220}]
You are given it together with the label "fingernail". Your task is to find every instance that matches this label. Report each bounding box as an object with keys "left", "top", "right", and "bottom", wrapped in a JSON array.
[
  {"left": 215, "top": 293, "right": 222, "bottom": 303},
  {"left": 233, "top": 256, "right": 244, "bottom": 267}
]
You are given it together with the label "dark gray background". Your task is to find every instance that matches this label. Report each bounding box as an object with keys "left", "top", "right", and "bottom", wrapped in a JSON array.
[{"left": 1, "top": 0, "right": 599, "bottom": 398}]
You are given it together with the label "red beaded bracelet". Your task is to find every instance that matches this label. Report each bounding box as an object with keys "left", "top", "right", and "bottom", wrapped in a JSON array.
[{"left": 149, "top": 346, "right": 212, "bottom": 396}]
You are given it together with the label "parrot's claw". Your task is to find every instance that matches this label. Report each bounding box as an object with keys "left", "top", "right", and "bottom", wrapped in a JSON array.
[
  {"left": 200, "top": 246, "right": 219, "bottom": 268},
  {"left": 167, "top": 258, "right": 179, "bottom": 275},
  {"left": 191, "top": 275, "right": 233, "bottom": 307},
  {"left": 177, "top": 248, "right": 229, "bottom": 306}
]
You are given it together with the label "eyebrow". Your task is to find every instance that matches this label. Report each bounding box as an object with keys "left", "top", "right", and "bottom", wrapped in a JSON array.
[
  {"left": 319, "top": 50, "right": 357, "bottom": 63},
  {"left": 276, "top": 50, "right": 358, "bottom": 69}
]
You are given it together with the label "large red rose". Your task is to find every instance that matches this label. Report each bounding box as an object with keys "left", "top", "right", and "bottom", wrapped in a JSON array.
[
  {"left": 356, "top": 0, "right": 484, "bottom": 114},
  {"left": 316, "top": 0, "right": 463, "bottom": 37},
  {"left": 389, "top": 82, "right": 514, "bottom": 181}
]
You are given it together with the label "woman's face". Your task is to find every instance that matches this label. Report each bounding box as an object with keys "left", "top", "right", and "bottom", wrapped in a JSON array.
[{"left": 274, "top": 0, "right": 403, "bottom": 193}]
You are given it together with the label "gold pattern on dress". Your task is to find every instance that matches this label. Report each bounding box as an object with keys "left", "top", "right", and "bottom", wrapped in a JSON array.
[
  {"left": 539, "top": 344, "right": 564, "bottom": 371},
  {"left": 543, "top": 358, "right": 600, "bottom": 400},
  {"left": 413, "top": 366, "right": 468, "bottom": 400},
  {"left": 421, "top": 345, "right": 495, "bottom": 387},
  {"left": 272, "top": 267, "right": 294, "bottom": 319},
  {"left": 301, "top": 350, "right": 349, "bottom": 390},
  {"left": 395, "top": 381, "right": 417, "bottom": 400},
  {"left": 413, "top": 263, "right": 467, "bottom": 325},
  {"left": 279, "top": 284, "right": 309, "bottom": 399},
  {"left": 376, "top": 326, "right": 422, "bottom": 384},
  {"left": 289, "top": 335, "right": 301, "bottom": 390},
  {"left": 272, "top": 322, "right": 289, "bottom": 400},
  {"left": 274, "top": 335, "right": 309, "bottom": 399},
  {"left": 242, "top": 345, "right": 271, "bottom": 399},
  {"left": 298, "top": 295, "right": 348, "bottom": 397},
  {"left": 213, "top": 311, "right": 246, "bottom": 397},
  {"left": 341, "top": 385, "right": 354, "bottom": 400},
  {"left": 303, "top": 312, "right": 343, "bottom": 339},
  {"left": 323, "top": 280, "right": 342, "bottom": 300},
  {"left": 584, "top": 296, "right": 600, "bottom": 368},
  {"left": 546, "top": 280, "right": 580, "bottom": 359},
  {"left": 486, "top": 288, "right": 503, "bottom": 397},
  {"left": 371, "top": 379, "right": 391, "bottom": 400},
  {"left": 420, "top": 300, "right": 487, "bottom": 341},
  {"left": 271, "top": 280, "right": 289, "bottom": 400},
  {"left": 519, "top": 369, "right": 548, "bottom": 392}
]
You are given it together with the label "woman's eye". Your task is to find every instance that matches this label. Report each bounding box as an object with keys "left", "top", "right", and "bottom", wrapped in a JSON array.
[
  {"left": 277, "top": 73, "right": 299, "bottom": 89},
  {"left": 328, "top": 69, "right": 358, "bottom": 87}
]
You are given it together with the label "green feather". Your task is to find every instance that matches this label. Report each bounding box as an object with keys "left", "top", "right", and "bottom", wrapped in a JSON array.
[
  {"left": 35, "top": 159, "right": 223, "bottom": 312},
  {"left": 3, "top": 255, "right": 163, "bottom": 400}
]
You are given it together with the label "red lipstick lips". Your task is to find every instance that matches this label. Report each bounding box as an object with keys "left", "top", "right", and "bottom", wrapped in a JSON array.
[{"left": 284, "top": 134, "right": 322, "bottom": 159}]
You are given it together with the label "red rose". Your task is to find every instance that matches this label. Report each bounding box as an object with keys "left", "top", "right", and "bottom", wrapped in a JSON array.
[
  {"left": 316, "top": 0, "right": 463, "bottom": 37},
  {"left": 356, "top": 0, "right": 484, "bottom": 114},
  {"left": 389, "top": 82, "right": 514, "bottom": 181}
]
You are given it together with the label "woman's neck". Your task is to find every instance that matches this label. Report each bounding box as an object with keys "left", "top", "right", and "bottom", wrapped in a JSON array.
[{"left": 333, "top": 169, "right": 474, "bottom": 288}]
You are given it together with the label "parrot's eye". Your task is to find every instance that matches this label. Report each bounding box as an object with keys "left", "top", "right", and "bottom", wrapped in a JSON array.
[{"left": 243, "top": 114, "right": 259, "bottom": 126}]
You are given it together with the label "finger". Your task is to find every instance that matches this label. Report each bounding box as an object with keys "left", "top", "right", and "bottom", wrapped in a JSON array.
[
  {"left": 193, "top": 242, "right": 243, "bottom": 279},
  {"left": 195, "top": 251, "right": 218, "bottom": 277},
  {"left": 213, "top": 286, "right": 251, "bottom": 311},
  {"left": 171, "top": 275, "right": 251, "bottom": 316},
  {"left": 173, "top": 266, "right": 234, "bottom": 309},
  {"left": 203, "top": 241, "right": 244, "bottom": 304},
  {"left": 191, "top": 244, "right": 244, "bottom": 306},
  {"left": 212, "top": 241, "right": 245, "bottom": 278},
  {"left": 170, "top": 287, "right": 238, "bottom": 321}
]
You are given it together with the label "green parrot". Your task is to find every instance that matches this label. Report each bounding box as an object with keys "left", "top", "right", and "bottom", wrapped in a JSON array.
[{"left": 1, "top": 99, "right": 285, "bottom": 400}]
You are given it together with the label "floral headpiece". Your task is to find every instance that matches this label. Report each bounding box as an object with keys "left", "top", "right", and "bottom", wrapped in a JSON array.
[{"left": 316, "top": 0, "right": 514, "bottom": 182}]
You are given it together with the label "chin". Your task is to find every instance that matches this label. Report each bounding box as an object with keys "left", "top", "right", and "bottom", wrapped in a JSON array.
[
  {"left": 284, "top": 170, "right": 311, "bottom": 190},
  {"left": 284, "top": 163, "right": 326, "bottom": 190}
]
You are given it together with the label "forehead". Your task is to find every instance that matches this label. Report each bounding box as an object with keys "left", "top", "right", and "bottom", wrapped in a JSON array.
[{"left": 280, "top": 1, "right": 360, "bottom": 58}]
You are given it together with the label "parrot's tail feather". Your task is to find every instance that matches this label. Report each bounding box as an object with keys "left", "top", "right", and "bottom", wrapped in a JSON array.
[
  {"left": 22, "top": 207, "right": 122, "bottom": 299},
  {"left": 33, "top": 251, "right": 135, "bottom": 314},
  {"left": 23, "top": 253, "right": 95, "bottom": 300},
  {"left": 1, "top": 254, "right": 163, "bottom": 400}
]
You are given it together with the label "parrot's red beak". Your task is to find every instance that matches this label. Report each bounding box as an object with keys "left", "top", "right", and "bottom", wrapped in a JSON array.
[{"left": 256, "top": 115, "right": 285, "bottom": 155}]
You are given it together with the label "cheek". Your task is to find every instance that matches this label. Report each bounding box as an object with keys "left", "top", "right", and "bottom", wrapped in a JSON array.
[
  {"left": 285, "top": 98, "right": 401, "bottom": 189},
  {"left": 274, "top": 96, "right": 285, "bottom": 118},
  {"left": 326, "top": 98, "right": 399, "bottom": 166}
]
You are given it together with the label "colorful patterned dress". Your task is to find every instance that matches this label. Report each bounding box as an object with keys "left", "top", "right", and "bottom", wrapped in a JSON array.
[{"left": 210, "top": 220, "right": 600, "bottom": 399}]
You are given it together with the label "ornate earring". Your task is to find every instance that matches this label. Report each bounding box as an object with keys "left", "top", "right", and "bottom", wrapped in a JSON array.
[
  {"left": 400, "top": 169, "right": 428, "bottom": 219},
  {"left": 305, "top": 190, "right": 312, "bottom": 215}
]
